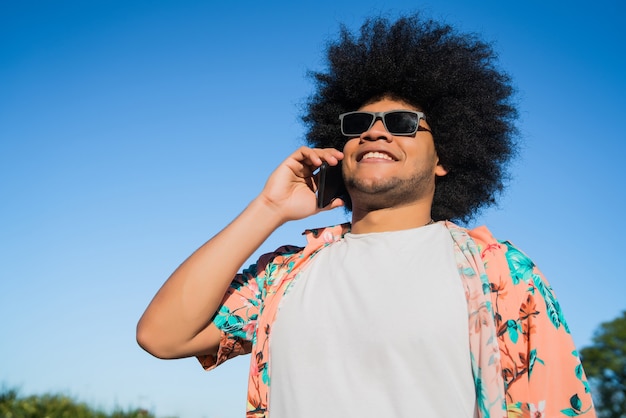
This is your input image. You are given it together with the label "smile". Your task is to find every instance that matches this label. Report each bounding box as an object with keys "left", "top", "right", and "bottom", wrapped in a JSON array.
[{"left": 360, "top": 151, "right": 394, "bottom": 161}]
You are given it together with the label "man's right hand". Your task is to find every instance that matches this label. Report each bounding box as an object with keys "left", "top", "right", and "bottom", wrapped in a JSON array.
[{"left": 256, "top": 146, "right": 345, "bottom": 224}]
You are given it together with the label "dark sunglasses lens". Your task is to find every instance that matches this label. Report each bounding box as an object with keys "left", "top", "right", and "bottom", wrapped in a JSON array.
[
  {"left": 385, "top": 111, "right": 418, "bottom": 134},
  {"left": 343, "top": 113, "right": 374, "bottom": 135}
]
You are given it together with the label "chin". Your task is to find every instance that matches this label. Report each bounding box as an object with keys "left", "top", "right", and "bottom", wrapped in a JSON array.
[{"left": 346, "top": 176, "right": 433, "bottom": 211}]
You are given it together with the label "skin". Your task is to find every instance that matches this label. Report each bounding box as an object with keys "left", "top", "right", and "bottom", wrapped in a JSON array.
[
  {"left": 136, "top": 97, "right": 448, "bottom": 359},
  {"left": 343, "top": 97, "right": 447, "bottom": 233}
]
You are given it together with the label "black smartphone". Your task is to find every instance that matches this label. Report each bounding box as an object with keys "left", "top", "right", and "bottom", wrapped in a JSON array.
[{"left": 316, "top": 162, "right": 346, "bottom": 208}]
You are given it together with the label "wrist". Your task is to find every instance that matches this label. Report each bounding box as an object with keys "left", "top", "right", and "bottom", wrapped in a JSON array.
[{"left": 247, "top": 195, "right": 290, "bottom": 229}]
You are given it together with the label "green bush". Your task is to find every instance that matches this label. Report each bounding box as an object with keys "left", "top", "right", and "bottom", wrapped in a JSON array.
[
  {"left": 0, "top": 387, "right": 155, "bottom": 418},
  {"left": 580, "top": 311, "right": 626, "bottom": 418}
]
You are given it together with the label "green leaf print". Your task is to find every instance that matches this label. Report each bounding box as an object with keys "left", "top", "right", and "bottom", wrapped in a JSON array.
[
  {"left": 560, "top": 408, "right": 581, "bottom": 417},
  {"left": 502, "top": 242, "right": 535, "bottom": 285},
  {"left": 528, "top": 349, "right": 544, "bottom": 377},
  {"left": 504, "top": 242, "right": 570, "bottom": 333},
  {"left": 575, "top": 363, "right": 583, "bottom": 380},
  {"left": 533, "top": 273, "right": 570, "bottom": 333},
  {"left": 570, "top": 394, "right": 582, "bottom": 411},
  {"left": 560, "top": 394, "right": 585, "bottom": 416},
  {"left": 506, "top": 320, "right": 519, "bottom": 343},
  {"left": 214, "top": 306, "right": 247, "bottom": 338}
]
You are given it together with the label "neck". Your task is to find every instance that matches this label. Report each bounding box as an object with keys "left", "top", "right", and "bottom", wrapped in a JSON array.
[{"left": 350, "top": 201, "right": 434, "bottom": 234}]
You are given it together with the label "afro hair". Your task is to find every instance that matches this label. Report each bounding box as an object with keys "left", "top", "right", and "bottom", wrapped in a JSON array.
[{"left": 302, "top": 13, "right": 519, "bottom": 223}]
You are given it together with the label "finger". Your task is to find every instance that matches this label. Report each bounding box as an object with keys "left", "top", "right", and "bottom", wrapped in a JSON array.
[
  {"left": 304, "top": 175, "right": 316, "bottom": 192},
  {"left": 292, "top": 146, "right": 344, "bottom": 168},
  {"left": 282, "top": 150, "right": 340, "bottom": 182},
  {"left": 318, "top": 197, "right": 345, "bottom": 212},
  {"left": 316, "top": 148, "right": 344, "bottom": 166}
]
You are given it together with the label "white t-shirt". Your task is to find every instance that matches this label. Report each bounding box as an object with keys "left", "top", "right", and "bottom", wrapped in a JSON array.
[{"left": 270, "top": 223, "right": 477, "bottom": 417}]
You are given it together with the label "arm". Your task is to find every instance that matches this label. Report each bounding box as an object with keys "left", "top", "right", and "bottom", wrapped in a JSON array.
[{"left": 136, "top": 146, "right": 344, "bottom": 359}]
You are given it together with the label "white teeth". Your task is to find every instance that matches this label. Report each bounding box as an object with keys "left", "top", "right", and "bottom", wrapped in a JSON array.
[{"left": 362, "top": 151, "right": 393, "bottom": 161}]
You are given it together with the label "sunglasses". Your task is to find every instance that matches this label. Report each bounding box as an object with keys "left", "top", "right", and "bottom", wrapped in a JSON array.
[{"left": 339, "top": 110, "right": 430, "bottom": 137}]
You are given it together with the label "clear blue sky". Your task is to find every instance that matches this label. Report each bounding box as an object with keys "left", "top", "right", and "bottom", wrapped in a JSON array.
[{"left": 1, "top": 1, "right": 624, "bottom": 417}]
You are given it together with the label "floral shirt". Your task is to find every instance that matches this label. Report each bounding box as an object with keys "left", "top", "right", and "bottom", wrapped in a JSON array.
[{"left": 198, "top": 221, "right": 595, "bottom": 417}]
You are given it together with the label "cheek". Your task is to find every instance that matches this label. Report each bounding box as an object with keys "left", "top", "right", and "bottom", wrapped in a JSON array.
[
  {"left": 341, "top": 138, "right": 358, "bottom": 154},
  {"left": 409, "top": 146, "right": 439, "bottom": 170},
  {"left": 340, "top": 140, "right": 359, "bottom": 175},
  {"left": 341, "top": 139, "right": 361, "bottom": 164}
]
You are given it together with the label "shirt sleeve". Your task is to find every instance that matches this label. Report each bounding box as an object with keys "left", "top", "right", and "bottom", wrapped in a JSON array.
[
  {"left": 470, "top": 227, "right": 596, "bottom": 417},
  {"left": 197, "top": 246, "right": 302, "bottom": 371}
]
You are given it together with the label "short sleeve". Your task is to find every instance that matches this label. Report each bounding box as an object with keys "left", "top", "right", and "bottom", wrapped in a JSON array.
[
  {"left": 197, "top": 245, "right": 303, "bottom": 371},
  {"left": 196, "top": 263, "right": 261, "bottom": 370}
]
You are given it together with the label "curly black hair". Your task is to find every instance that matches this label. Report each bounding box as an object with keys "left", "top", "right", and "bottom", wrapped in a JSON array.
[{"left": 302, "top": 14, "right": 518, "bottom": 223}]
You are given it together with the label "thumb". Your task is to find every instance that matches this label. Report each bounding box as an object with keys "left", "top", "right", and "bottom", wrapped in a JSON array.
[{"left": 320, "top": 197, "right": 345, "bottom": 212}]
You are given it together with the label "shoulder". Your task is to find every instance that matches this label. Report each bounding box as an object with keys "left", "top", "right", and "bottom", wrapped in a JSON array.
[
  {"left": 251, "top": 222, "right": 350, "bottom": 279},
  {"left": 466, "top": 225, "right": 547, "bottom": 310},
  {"left": 463, "top": 224, "right": 523, "bottom": 290},
  {"left": 442, "top": 221, "right": 507, "bottom": 259},
  {"left": 467, "top": 225, "right": 503, "bottom": 254},
  {"left": 467, "top": 225, "right": 538, "bottom": 281},
  {"left": 466, "top": 224, "right": 523, "bottom": 267}
]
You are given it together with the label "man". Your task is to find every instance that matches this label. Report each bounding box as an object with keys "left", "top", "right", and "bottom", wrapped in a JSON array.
[{"left": 137, "top": 14, "right": 596, "bottom": 417}]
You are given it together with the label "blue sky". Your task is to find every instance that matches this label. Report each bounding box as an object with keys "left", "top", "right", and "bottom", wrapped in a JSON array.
[{"left": 1, "top": 1, "right": 624, "bottom": 417}]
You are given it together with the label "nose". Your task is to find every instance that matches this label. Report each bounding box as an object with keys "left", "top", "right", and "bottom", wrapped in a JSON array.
[{"left": 360, "top": 116, "right": 392, "bottom": 142}]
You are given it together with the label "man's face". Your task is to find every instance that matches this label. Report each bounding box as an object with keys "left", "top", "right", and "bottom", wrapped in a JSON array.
[{"left": 341, "top": 97, "right": 447, "bottom": 212}]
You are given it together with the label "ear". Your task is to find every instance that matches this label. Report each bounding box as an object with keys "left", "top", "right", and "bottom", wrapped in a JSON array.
[
  {"left": 434, "top": 157, "right": 448, "bottom": 177},
  {"left": 435, "top": 163, "right": 448, "bottom": 177}
]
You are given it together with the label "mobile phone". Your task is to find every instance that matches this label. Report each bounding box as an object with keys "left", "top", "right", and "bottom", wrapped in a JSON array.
[{"left": 316, "top": 162, "right": 346, "bottom": 208}]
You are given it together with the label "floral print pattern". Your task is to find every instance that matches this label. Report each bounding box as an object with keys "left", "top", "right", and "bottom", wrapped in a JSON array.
[{"left": 198, "top": 222, "right": 595, "bottom": 417}]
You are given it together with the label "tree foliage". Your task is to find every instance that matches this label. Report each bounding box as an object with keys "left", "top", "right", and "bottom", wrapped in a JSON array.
[
  {"left": 580, "top": 310, "right": 626, "bottom": 418},
  {"left": 0, "top": 387, "right": 157, "bottom": 418}
]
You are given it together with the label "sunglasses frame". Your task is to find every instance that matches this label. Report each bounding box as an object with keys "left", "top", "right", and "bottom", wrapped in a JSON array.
[{"left": 338, "top": 110, "right": 429, "bottom": 137}]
